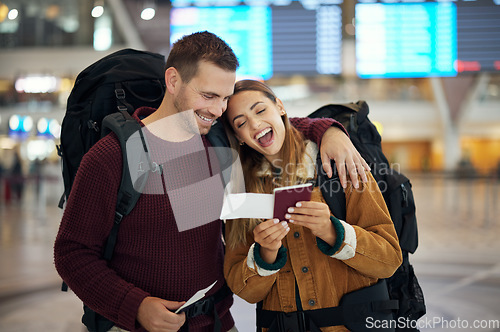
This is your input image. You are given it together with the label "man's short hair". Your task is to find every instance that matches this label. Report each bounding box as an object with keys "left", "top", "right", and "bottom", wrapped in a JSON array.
[{"left": 166, "top": 31, "right": 239, "bottom": 83}]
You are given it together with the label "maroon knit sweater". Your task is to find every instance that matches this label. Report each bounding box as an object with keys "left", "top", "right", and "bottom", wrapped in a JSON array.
[{"left": 54, "top": 107, "right": 338, "bottom": 331}]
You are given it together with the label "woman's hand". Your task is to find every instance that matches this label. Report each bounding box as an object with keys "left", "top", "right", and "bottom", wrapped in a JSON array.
[
  {"left": 253, "top": 219, "right": 290, "bottom": 264},
  {"left": 285, "top": 201, "right": 336, "bottom": 246}
]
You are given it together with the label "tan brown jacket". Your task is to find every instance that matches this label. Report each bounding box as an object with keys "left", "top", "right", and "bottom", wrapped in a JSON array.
[{"left": 224, "top": 171, "right": 403, "bottom": 332}]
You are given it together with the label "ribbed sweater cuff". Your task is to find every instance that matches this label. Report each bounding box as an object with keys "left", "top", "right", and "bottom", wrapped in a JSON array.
[
  {"left": 254, "top": 243, "right": 288, "bottom": 271},
  {"left": 289, "top": 117, "right": 348, "bottom": 147},
  {"left": 316, "top": 216, "right": 345, "bottom": 256},
  {"left": 118, "top": 287, "right": 150, "bottom": 330},
  {"left": 313, "top": 119, "right": 348, "bottom": 148}
]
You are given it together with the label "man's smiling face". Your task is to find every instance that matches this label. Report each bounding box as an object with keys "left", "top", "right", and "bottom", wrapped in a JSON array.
[{"left": 173, "top": 60, "right": 236, "bottom": 135}]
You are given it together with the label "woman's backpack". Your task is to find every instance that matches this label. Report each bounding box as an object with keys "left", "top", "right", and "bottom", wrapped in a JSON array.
[{"left": 309, "top": 101, "right": 426, "bottom": 330}]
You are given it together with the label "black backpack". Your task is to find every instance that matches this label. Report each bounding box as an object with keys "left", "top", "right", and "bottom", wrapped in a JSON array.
[
  {"left": 57, "top": 48, "right": 166, "bottom": 332},
  {"left": 309, "top": 101, "right": 426, "bottom": 331},
  {"left": 58, "top": 48, "right": 165, "bottom": 209}
]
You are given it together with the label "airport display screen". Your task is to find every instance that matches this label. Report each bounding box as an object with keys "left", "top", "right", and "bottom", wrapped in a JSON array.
[
  {"left": 355, "top": 0, "right": 500, "bottom": 79},
  {"left": 170, "top": 1, "right": 343, "bottom": 79},
  {"left": 170, "top": 6, "right": 273, "bottom": 79},
  {"left": 355, "top": 2, "right": 457, "bottom": 78},
  {"left": 455, "top": 0, "right": 500, "bottom": 73}
]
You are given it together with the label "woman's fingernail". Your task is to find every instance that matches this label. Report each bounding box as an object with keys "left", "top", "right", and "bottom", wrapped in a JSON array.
[
  {"left": 273, "top": 219, "right": 279, "bottom": 224},
  {"left": 288, "top": 207, "right": 294, "bottom": 213},
  {"left": 285, "top": 214, "right": 291, "bottom": 219},
  {"left": 281, "top": 221, "right": 288, "bottom": 227},
  {"left": 296, "top": 202, "right": 302, "bottom": 207},
  {"left": 289, "top": 220, "right": 294, "bottom": 223}
]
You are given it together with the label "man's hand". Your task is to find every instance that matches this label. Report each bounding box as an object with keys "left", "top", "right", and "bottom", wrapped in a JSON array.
[
  {"left": 320, "top": 127, "right": 370, "bottom": 189},
  {"left": 137, "top": 297, "right": 186, "bottom": 332}
]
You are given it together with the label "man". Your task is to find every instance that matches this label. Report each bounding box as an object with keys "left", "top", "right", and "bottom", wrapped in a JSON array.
[{"left": 54, "top": 31, "right": 368, "bottom": 332}]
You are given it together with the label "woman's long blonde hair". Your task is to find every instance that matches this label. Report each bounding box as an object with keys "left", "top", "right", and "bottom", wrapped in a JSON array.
[{"left": 222, "top": 80, "right": 311, "bottom": 248}]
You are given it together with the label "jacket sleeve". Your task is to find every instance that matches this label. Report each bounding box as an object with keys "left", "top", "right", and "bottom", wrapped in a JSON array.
[
  {"left": 53, "top": 140, "right": 148, "bottom": 330},
  {"left": 322, "top": 172, "right": 403, "bottom": 279},
  {"left": 289, "top": 117, "right": 348, "bottom": 147},
  {"left": 223, "top": 221, "right": 286, "bottom": 304}
]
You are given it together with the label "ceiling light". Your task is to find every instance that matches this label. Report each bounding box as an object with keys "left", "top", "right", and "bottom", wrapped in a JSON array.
[
  {"left": 141, "top": 0, "right": 156, "bottom": 20},
  {"left": 9, "top": 115, "right": 20, "bottom": 132},
  {"left": 22, "top": 116, "right": 33, "bottom": 132},
  {"left": 15, "top": 75, "right": 59, "bottom": 93},
  {"left": 8, "top": 8, "right": 18, "bottom": 20},
  {"left": 91, "top": 0, "right": 104, "bottom": 18},
  {"left": 37, "top": 118, "right": 49, "bottom": 134}
]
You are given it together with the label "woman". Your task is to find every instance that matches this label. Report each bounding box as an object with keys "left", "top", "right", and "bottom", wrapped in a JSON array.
[{"left": 222, "top": 80, "right": 403, "bottom": 331}]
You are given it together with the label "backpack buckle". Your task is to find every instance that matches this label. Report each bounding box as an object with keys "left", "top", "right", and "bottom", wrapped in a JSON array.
[
  {"left": 186, "top": 297, "right": 213, "bottom": 318},
  {"left": 115, "top": 88, "right": 126, "bottom": 99},
  {"left": 87, "top": 120, "right": 99, "bottom": 132},
  {"left": 114, "top": 211, "right": 124, "bottom": 224}
]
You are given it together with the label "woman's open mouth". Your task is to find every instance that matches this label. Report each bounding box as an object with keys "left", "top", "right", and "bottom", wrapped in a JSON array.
[{"left": 255, "top": 127, "right": 274, "bottom": 147}]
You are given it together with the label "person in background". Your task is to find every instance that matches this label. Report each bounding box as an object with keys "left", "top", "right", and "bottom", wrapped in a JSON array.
[
  {"left": 10, "top": 149, "right": 24, "bottom": 202},
  {"left": 223, "top": 80, "right": 402, "bottom": 331}
]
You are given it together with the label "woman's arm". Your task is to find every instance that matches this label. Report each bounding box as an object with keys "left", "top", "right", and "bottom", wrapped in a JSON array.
[
  {"left": 331, "top": 172, "right": 402, "bottom": 278},
  {"left": 286, "top": 172, "right": 402, "bottom": 279}
]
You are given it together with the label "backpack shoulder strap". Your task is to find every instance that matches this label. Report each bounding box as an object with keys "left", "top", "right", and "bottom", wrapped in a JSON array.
[
  {"left": 100, "top": 111, "right": 149, "bottom": 261},
  {"left": 315, "top": 152, "right": 346, "bottom": 221}
]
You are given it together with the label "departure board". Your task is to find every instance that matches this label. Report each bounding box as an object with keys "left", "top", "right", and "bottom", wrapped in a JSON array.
[
  {"left": 170, "top": 1, "right": 343, "bottom": 79},
  {"left": 355, "top": 2, "right": 457, "bottom": 78},
  {"left": 272, "top": 3, "right": 342, "bottom": 75},
  {"left": 455, "top": 2, "right": 500, "bottom": 73},
  {"left": 355, "top": 0, "right": 500, "bottom": 78},
  {"left": 170, "top": 6, "right": 273, "bottom": 79}
]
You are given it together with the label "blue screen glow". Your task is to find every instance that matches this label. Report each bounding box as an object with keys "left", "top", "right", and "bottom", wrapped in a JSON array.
[
  {"left": 355, "top": 2, "right": 457, "bottom": 79},
  {"left": 170, "top": 6, "right": 273, "bottom": 80}
]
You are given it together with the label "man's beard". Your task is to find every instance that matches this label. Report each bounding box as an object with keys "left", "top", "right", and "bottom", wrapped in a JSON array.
[{"left": 173, "top": 89, "right": 204, "bottom": 135}]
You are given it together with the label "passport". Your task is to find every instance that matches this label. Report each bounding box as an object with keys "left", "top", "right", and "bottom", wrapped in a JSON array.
[{"left": 273, "top": 183, "right": 313, "bottom": 221}]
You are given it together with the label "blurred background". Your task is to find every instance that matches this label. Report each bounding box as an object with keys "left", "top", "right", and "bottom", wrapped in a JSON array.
[{"left": 0, "top": 0, "right": 499, "bottom": 331}]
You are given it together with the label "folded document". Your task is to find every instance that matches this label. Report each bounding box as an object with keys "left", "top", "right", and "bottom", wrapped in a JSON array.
[
  {"left": 219, "top": 193, "right": 273, "bottom": 219},
  {"left": 220, "top": 183, "right": 313, "bottom": 220}
]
